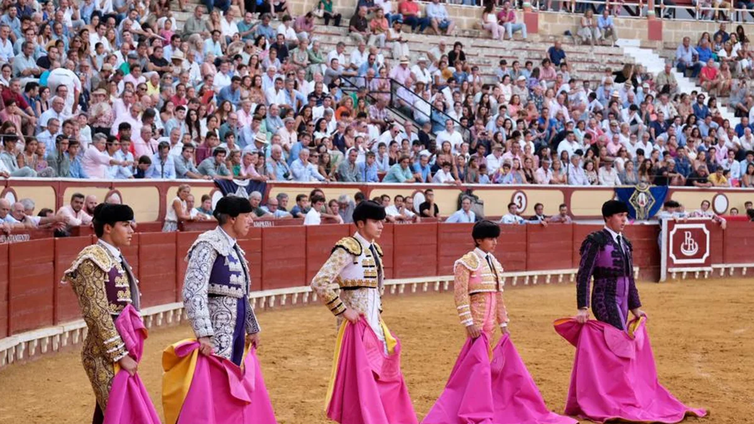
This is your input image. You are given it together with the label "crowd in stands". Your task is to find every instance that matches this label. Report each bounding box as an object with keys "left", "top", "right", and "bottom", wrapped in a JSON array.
[{"left": 0, "top": 0, "right": 751, "bottom": 200}]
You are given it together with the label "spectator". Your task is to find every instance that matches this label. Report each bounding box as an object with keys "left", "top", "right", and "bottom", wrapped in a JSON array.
[
  {"left": 383, "top": 155, "right": 416, "bottom": 183},
  {"left": 197, "top": 147, "right": 233, "bottom": 180},
  {"left": 291, "top": 148, "right": 327, "bottom": 182},
  {"left": 349, "top": 6, "right": 369, "bottom": 44},
  {"left": 528, "top": 203, "right": 549, "bottom": 225},
  {"left": 445, "top": 196, "right": 475, "bottom": 223},
  {"left": 686, "top": 165, "right": 713, "bottom": 187},
  {"left": 358, "top": 151, "right": 380, "bottom": 182},
  {"left": 419, "top": 188, "right": 440, "bottom": 218},
  {"left": 337, "top": 148, "right": 361, "bottom": 182},
  {"left": 290, "top": 194, "right": 309, "bottom": 218},
  {"left": 304, "top": 194, "right": 325, "bottom": 225},
  {"left": 598, "top": 161, "right": 621, "bottom": 186},
  {"left": 426, "top": 0, "right": 455, "bottom": 35},
  {"left": 498, "top": 1, "right": 526, "bottom": 41},
  {"left": 262, "top": 196, "right": 292, "bottom": 219},
  {"left": 81, "top": 134, "right": 124, "bottom": 179},
  {"left": 597, "top": 9, "right": 617, "bottom": 46},
  {"left": 196, "top": 195, "right": 214, "bottom": 217},
  {"left": 56, "top": 192, "right": 92, "bottom": 231},
  {"left": 676, "top": 36, "right": 702, "bottom": 78},
  {"left": 500, "top": 202, "right": 526, "bottom": 224},
  {"left": 385, "top": 194, "right": 418, "bottom": 222},
  {"left": 163, "top": 184, "right": 192, "bottom": 232},
  {"left": 147, "top": 141, "right": 177, "bottom": 179},
  {"left": 550, "top": 203, "right": 573, "bottom": 223},
  {"left": 548, "top": 40, "right": 566, "bottom": 66},
  {"left": 398, "top": 0, "right": 429, "bottom": 33},
  {"left": 249, "top": 191, "right": 274, "bottom": 219}
]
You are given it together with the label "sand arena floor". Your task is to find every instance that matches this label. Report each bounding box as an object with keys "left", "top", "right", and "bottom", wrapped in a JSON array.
[{"left": 0, "top": 278, "right": 752, "bottom": 424}]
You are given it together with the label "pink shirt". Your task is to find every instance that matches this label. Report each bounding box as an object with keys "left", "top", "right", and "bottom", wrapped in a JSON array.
[
  {"left": 57, "top": 205, "right": 93, "bottom": 226},
  {"left": 81, "top": 146, "right": 112, "bottom": 179}
]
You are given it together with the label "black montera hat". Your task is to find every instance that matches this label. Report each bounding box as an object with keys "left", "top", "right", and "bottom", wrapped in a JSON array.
[
  {"left": 352, "top": 200, "right": 386, "bottom": 224},
  {"left": 602, "top": 200, "right": 629, "bottom": 218},
  {"left": 213, "top": 196, "right": 253, "bottom": 219},
  {"left": 472, "top": 220, "right": 500, "bottom": 241},
  {"left": 93, "top": 203, "right": 134, "bottom": 225}
]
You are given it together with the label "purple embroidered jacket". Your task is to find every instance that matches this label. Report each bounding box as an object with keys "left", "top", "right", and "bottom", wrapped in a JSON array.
[{"left": 576, "top": 229, "right": 641, "bottom": 330}]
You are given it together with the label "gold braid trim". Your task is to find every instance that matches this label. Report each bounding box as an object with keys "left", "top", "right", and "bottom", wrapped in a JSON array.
[
  {"left": 332, "top": 237, "right": 362, "bottom": 257},
  {"left": 63, "top": 245, "right": 114, "bottom": 282},
  {"left": 454, "top": 251, "right": 481, "bottom": 272}
]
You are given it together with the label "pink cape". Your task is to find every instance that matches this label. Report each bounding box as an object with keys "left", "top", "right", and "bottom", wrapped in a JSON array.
[
  {"left": 422, "top": 334, "right": 577, "bottom": 424},
  {"left": 165, "top": 340, "right": 278, "bottom": 424},
  {"left": 554, "top": 318, "right": 707, "bottom": 423},
  {"left": 104, "top": 304, "right": 161, "bottom": 424},
  {"left": 326, "top": 319, "right": 418, "bottom": 424}
]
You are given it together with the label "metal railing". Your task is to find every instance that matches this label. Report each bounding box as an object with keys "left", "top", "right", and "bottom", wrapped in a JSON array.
[{"left": 340, "top": 76, "right": 471, "bottom": 139}]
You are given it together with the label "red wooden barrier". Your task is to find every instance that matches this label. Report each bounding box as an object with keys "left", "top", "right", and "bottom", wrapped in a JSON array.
[
  {"left": 138, "top": 232, "right": 177, "bottom": 307},
  {"left": 8, "top": 239, "right": 55, "bottom": 335},
  {"left": 305, "top": 224, "right": 350, "bottom": 283},
  {"left": 709, "top": 223, "right": 725, "bottom": 265},
  {"left": 527, "top": 224, "right": 574, "bottom": 271},
  {"left": 437, "top": 224, "right": 475, "bottom": 276},
  {"left": 497, "top": 225, "right": 527, "bottom": 272},
  {"left": 0, "top": 244, "right": 8, "bottom": 338},
  {"left": 723, "top": 221, "right": 753, "bottom": 264},
  {"left": 121, "top": 233, "right": 140, "bottom": 285},
  {"left": 624, "top": 225, "right": 661, "bottom": 282},
  {"left": 239, "top": 227, "right": 263, "bottom": 290},
  {"left": 53, "top": 237, "right": 93, "bottom": 324},
  {"left": 393, "top": 223, "right": 438, "bottom": 278},
  {"left": 261, "top": 226, "right": 306, "bottom": 290},
  {"left": 571, "top": 224, "right": 598, "bottom": 267}
]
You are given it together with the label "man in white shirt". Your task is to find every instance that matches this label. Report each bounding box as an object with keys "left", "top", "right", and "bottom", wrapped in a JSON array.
[
  {"left": 426, "top": 0, "right": 455, "bottom": 35},
  {"left": 535, "top": 159, "right": 553, "bottom": 184},
  {"left": 220, "top": 10, "right": 239, "bottom": 41},
  {"left": 486, "top": 145, "right": 505, "bottom": 175},
  {"left": 567, "top": 154, "right": 590, "bottom": 186},
  {"left": 436, "top": 119, "right": 464, "bottom": 154},
  {"left": 47, "top": 65, "right": 82, "bottom": 116},
  {"left": 304, "top": 194, "right": 325, "bottom": 225},
  {"left": 384, "top": 194, "right": 418, "bottom": 222},
  {"left": 598, "top": 161, "right": 622, "bottom": 186},
  {"left": 265, "top": 77, "right": 286, "bottom": 106},
  {"left": 445, "top": 197, "right": 475, "bottom": 223},
  {"left": 432, "top": 161, "right": 457, "bottom": 184},
  {"left": 350, "top": 42, "right": 369, "bottom": 70},
  {"left": 410, "top": 57, "right": 432, "bottom": 86},
  {"left": 500, "top": 202, "right": 526, "bottom": 224}
]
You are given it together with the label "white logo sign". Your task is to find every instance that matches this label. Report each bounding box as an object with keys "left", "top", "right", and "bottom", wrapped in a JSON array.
[
  {"left": 668, "top": 223, "right": 710, "bottom": 265},
  {"left": 679, "top": 231, "right": 699, "bottom": 256}
]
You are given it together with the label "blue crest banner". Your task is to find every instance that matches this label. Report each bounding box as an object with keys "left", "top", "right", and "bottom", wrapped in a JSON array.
[
  {"left": 615, "top": 184, "right": 669, "bottom": 220},
  {"left": 214, "top": 179, "right": 267, "bottom": 198}
]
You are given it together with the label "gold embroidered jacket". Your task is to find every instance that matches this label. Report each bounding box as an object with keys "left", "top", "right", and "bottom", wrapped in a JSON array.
[
  {"left": 453, "top": 248, "right": 509, "bottom": 328},
  {"left": 310, "top": 233, "right": 384, "bottom": 316}
]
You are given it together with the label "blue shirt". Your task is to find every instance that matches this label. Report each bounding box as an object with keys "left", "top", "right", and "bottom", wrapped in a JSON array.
[
  {"left": 68, "top": 153, "right": 89, "bottom": 179},
  {"left": 147, "top": 154, "right": 177, "bottom": 179},
  {"left": 218, "top": 85, "right": 241, "bottom": 108},
  {"left": 254, "top": 24, "right": 275, "bottom": 41},
  {"left": 697, "top": 46, "right": 713, "bottom": 63},
  {"left": 383, "top": 163, "right": 414, "bottom": 183},
  {"left": 547, "top": 47, "right": 566, "bottom": 66},
  {"left": 412, "top": 162, "right": 431, "bottom": 182},
  {"left": 445, "top": 209, "right": 475, "bottom": 223},
  {"left": 357, "top": 161, "right": 379, "bottom": 182},
  {"left": 693, "top": 103, "right": 710, "bottom": 120},
  {"left": 597, "top": 15, "right": 613, "bottom": 29}
]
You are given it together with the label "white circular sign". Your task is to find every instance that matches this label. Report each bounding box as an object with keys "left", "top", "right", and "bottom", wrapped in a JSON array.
[
  {"left": 712, "top": 194, "right": 728, "bottom": 215},
  {"left": 512, "top": 191, "right": 528, "bottom": 214}
]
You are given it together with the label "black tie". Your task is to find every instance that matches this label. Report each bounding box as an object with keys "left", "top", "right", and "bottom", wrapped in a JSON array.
[
  {"left": 161, "top": 160, "right": 165, "bottom": 178},
  {"left": 370, "top": 244, "right": 382, "bottom": 281},
  {"left": 486, "top": 255, "right": 500, "bottom": 288}
]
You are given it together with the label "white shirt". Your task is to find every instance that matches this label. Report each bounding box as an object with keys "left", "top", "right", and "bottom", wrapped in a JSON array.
[
  {"left": 432, "top": 169, "right": 455, "bottom": 184},
  {"left": 598, "top": 166, "right": 622, "bottom": 186},
  {"left": 436, "top": 130, "right": 464, "bottom": 154},
  {"left": 221, "top": 18, "right": 239, "bottom": 39},
  {"left": 98, "top": 239, "right": 122, "bottom": 260},
  {"left": 603, "top": 226, "right": 625, "bottom": 250},
  {"left": 500, "top": 213, "right": 525, "bottom": 224},
  {"left": 303, "top": 208, "right": 321, "bottom": 225}
]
